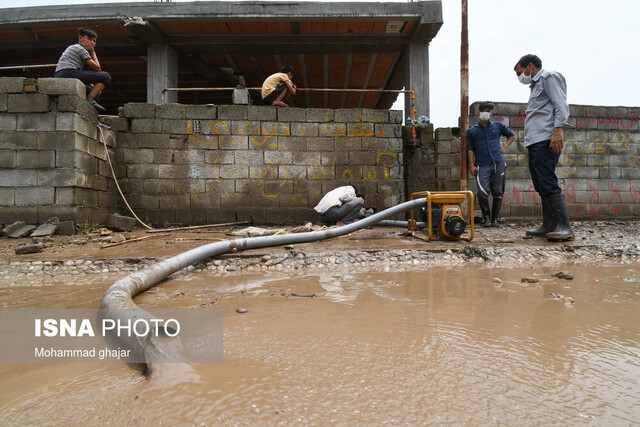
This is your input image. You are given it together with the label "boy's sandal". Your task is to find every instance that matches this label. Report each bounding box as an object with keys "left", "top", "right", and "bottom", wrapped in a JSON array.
[{"left": 271, "top": 101, "right": 288, "bottom": 107}]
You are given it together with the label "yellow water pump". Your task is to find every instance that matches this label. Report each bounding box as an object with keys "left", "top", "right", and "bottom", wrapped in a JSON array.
[{"left": 409, "top": 191, "right": 474, "bottom": 241}]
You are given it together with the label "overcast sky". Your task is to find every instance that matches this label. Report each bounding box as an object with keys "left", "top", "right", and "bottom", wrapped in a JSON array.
[{"left": 3, "top": 0, "right": 639, "bottom": 127}]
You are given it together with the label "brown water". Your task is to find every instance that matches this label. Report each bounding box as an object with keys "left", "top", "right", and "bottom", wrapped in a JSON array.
[{"left": 1, "top": 261, "right": 639, "bottom": 425}]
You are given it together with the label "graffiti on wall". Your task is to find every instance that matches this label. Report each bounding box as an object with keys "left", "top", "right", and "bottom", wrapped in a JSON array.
[{"left": 495, "top": 106, "right": 640, "bottom": 131}]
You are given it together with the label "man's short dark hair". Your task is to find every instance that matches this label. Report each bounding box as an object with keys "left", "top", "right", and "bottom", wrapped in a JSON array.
[
  {"left": 281, "top": 64, "right": 294, "bottom": 74},
  {"left": 479, "top": 101, "right": 494, "bottom": 111},
  {"left": 514, "top": 54, "right": 541, "bottom": 71},
  {"left": 78, "top": 27, "right": 98, "bottom": 39}
]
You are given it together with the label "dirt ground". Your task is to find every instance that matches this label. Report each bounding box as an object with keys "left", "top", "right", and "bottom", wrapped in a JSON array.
[
  {"left": 1, "top": 219, "right": 639, "bottom": 283},
  {"left": 1, "top": 219, "right": 639, "bottom": 425}
]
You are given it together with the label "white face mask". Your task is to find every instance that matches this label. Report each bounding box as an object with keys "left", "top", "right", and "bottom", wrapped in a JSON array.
[
  {"left": 518, "top": 67, "right": 532, "bottom": 85},
  {"left": 479, "top": 111, "right": 491, "bottom": 121}
]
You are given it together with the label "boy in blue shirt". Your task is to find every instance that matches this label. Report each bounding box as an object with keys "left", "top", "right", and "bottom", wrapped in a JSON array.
[{"left": 467, "top": 102, "right": 516, "bottom": 227}]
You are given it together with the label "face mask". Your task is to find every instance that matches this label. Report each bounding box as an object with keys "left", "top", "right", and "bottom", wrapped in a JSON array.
[
  {"left": 518, "top": 67, "right": 532, "bottom": 85},
  {"left": 479, "top": 111, "right": 491, "bottom": 121}
]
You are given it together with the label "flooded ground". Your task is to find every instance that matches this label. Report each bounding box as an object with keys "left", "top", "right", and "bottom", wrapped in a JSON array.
[{"left": 0, "top": 221, "right": 639, "bottom": 424}]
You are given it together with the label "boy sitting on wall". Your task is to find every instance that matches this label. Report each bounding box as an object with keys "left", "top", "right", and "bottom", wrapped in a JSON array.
[{"left": 54, "top": 27, "right": 111, "bottom": 112}]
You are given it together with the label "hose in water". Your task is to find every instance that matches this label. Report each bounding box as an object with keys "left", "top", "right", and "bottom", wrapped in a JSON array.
[{"left": 101, "top": 197, "right": 427, "bottom": 367}]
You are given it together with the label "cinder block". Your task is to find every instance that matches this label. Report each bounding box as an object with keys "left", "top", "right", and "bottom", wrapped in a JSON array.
[
  {"left": 218, "top": 164, "right": 248, "bottom": 179},
  {"left": 0, "top": 150, "right": 16, "bottom": 168},
  {"left": 435, "top": 127, "right": 454, "bottom": 140},
  {"left": 376, "top": 124, "right": 401, "bottom": 138},
  {"left": 0, "top": 93, "right": 7, "bottom": 112},
  {"left": 217, "top": 105, "right": 248, "bottom": 120},
  {"left": 250, "top": 193, "right": 279, "bottom": 208},
  {"left": 277, "top": 193, "right": 309, "bottom": 208},
  {"left": 321, "top": 151, "right": 346, "bottom": 166},
  {"left": 306, "top": 137, "right": 334, "bottom": 152},
  {"left": 106, "top": 213, "right": 137, "bottom": 231},
  {"left": 108, "top": 117, "right": 129, "bottom": 132},
  {"left": 206, "top": 120, "right": 230, "bottom": 135},
  {"left": 260, "top": 121, "right": 290, "bottom": 137},
  {"left": 118, "top": 148, "right": 152, "bottom": 165},
  {"left": 131, "top": 118, "right": 163, "bottom": 133},
  {"left": 361, "top": 137, "right": 387, "bottom": 152},
  {"left": 291, "top": 122, "right": 319, "bottom": 137},
  {"left": 335, "top": 109, "right": 361, "bottom": 123},
  {"left": 361, "top": 109, "right": 389, "bottom": 123},
  {"left": 156, "top": 164, "right": 188, "bottom": 179},
  {"left": 17, "top": 113, "right": 56, "bottom": 131},
  {"left": 126, "top": 164, "right": 158, "bottom": 179},
  {"left": 204, "top": 208, "right": 236, "bottom": 224},
  {"left": 232, "top": 89, "right": 250, "bottom": 105},
  {"left": 279, "top": 165, "right": 306, "bottom": 180},
  {"left": 123, "top": 103, "right": 156, "bottom": 118},
  {"left": 163, "top": 119, "right": 189, "bottom": 134},
  {"left": 16, "top": 150, "right": 55, "bottom": 169},
  {"left": 290, "top": 151, "right": 320, "bottom": 166},
  {"left": 276, "top": 107, "right": 306, "bottom": 122},
  {"left": 185, "top": 105, "right": 217, "bottom": 120},
  {"left": 348, "top": 151, "right": 375, "bottom": 166},
  {"left": 235, "top": 150, "right": 264, "bottom": 165},
  {"left": 37, "top": 169, "right": 85, "bottom": 187},
  {"left": 0, "top": 187, "right": 15, "bottom": 205},
  {"left": 7, "top": 94, "right": 50, "bottom": 113},
  {"left": 0, "top": 77, "right": 26, "bottom": 94},
  {"left": 170, "top": 149, "right": 204, "bottom": 164},
  {"left": 389, "top": 109, "right": 404, "bottom": 124},
  {"left": 264, "top": 150, "right": 292, "bottom": 164},
  {"left": 248, "top": 105, "right": 276, "bottom": 121},
  {"left": 15, "top": 187, "right": 55, "bottom": 206},
  {"left": 37, "top": 78, "right": 86, "bottom": 97},
  {"left": 131, "top": 133, "right": 171, "bottom": 149},
  {"left": 205, "top": 179, "right": 235, "bottom": 194},
  {"left": 0, "top": 169, "right": 37, "bottom": 186},
  {"left": 0, "top": 207, "right": 38, "bottom": 224},
  {"left": 230, "top": 120, "right": 260, "bottom": 136},
  {"left": 156, "top": 103, "right": 187, "bottom": 119},
  {"left": 55, "top": 113, "right": 96, "bottom": 138},
  {"left": 57, "top": 95, "right": 98, "bottom": 121},
  {"left": 54, "top": 221, "right": 75, "bottom": 235},
  {"left": 204, "top": 150, "right": 234, "bottom": 165},
  {"left": 219, "top": 135, "right": 248, "bottom": 150},
  {"left": 185, "top": 164, "right": 217, "bottom": 180},
  {"left": 306, "top": 108, "right": 334, "bottom": 123},
  {"left": 264, "top": 180, "right": 293, "bottom": 194}
]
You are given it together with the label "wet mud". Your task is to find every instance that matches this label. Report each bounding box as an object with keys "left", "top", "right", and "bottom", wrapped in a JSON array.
[{"left": 1, "top": 221, "right": 639, "bottom": 424}]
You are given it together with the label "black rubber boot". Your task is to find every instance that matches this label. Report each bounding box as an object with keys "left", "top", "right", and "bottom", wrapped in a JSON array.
[
  {"left": 526, "top": 196, "right": 555, "bottom": 237},
  {"left": 546, "top": 193, "right": 574, "bottom": 242},
  {"left": 478, "top": 196, "right": 491, "bottom": 227},
  {"left": 491, "top": 197, "right": 502, "bottom": 227}
]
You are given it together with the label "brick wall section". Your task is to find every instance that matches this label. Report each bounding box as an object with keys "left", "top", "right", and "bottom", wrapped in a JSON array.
[
  {"left": 0, "top": 77, "right": 116, "bottom": 225},
  {"left": 112, "top": 103, "right": 404, "bottom": 225},
  {"left": 423, "top": 101, "right": 640, "bottom": 219}
]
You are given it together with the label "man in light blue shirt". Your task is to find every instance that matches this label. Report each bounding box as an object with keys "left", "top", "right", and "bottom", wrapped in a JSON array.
[{"left": 514, "top": 54, "right": 573, "bottom": 241}]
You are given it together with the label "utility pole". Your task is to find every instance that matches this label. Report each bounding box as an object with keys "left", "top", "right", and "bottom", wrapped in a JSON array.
[{"left": 460, "top": 0, "right": 469, "bottom": 191}]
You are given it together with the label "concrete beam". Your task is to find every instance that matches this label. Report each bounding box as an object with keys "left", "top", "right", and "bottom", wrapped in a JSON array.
[
  {"left": 404, "top": 42, "right": 430, "bottom": 125},
  {"left": 147, "top": 44, "right": 178, "bottom": 104}
]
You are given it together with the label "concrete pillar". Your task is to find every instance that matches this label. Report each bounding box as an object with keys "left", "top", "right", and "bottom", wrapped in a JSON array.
[
  {"left": 404, "top": 42, "right": 430, "bottom": 125},
  {"left": 147, "top": 44, "right": 178, "bottom": 104}
]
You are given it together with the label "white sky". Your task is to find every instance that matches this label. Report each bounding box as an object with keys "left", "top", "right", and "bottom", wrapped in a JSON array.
[{"left": 3, "top": 0, "right": 639, "bottom": 127}]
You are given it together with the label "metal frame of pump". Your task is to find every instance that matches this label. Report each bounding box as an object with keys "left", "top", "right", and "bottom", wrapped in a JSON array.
[{"left": 409, "top": 191, "right": 475, "bottom": 241}]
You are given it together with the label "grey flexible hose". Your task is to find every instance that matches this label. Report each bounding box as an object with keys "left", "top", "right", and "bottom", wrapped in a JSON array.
[{"left": 101, "top": 197, "right": 427, "bottom": 367}]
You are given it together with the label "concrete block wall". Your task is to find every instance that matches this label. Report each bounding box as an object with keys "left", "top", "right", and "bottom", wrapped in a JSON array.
[
  {"left": 113, "top": 103, "right": 404, "bottom": 225},
  {"left": 0, "top": 77, "right": 116, "bottom": 225},
  {"left": 426, "top": 101, "right": 640, "bottom": 219}
]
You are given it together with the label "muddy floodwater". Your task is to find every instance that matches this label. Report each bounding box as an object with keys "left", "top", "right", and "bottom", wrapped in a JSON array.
[{"left": 0, "top": 223, "right": 639, "bottom": 424}]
